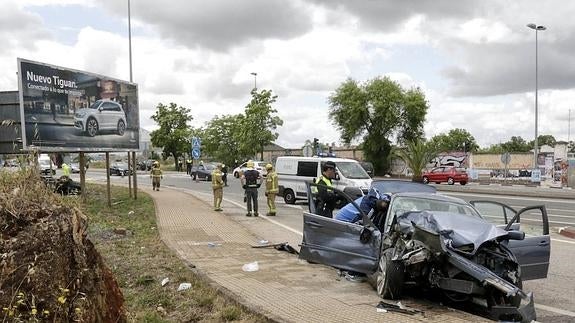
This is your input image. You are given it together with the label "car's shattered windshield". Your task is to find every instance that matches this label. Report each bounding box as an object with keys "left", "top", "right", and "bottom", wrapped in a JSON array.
[
  {"left": 390, "top": 196, "right": 481, "bottom": 218},
  {"left": 336, "top": 162, "right": 370, "bottom": 179}
]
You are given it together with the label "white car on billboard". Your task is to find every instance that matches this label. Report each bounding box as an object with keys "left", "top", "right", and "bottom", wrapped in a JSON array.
[{"left": 74, "top": 99, "right": 127, "bottom": 137}]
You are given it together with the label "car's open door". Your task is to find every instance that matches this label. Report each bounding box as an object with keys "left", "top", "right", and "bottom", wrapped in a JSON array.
[
  {"left": 299, "top": 182, "right": 381, "bottom": 274},
  {"left": 470, "top": 200, "right": 550, "bottom": 280}
]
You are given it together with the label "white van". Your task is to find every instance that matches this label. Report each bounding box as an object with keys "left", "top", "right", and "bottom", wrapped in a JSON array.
[{"left": 276, "top": 156, "right": 372, "bottom": 204}]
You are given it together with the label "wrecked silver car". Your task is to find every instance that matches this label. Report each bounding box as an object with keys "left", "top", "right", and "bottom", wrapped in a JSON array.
[{"left": 300, "top": 180, "right": 550, "bottom": 322}]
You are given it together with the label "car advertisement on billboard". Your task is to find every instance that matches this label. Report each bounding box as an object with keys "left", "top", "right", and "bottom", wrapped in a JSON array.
[{"left": 18, "top": 58, "right": 139, "bottom": 151}]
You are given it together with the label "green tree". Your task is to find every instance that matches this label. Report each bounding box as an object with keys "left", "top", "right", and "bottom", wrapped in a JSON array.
[
  {"left": 428, "top": 128, "right": 479, "bottom": 153},
  {"left": 501, "top": 136, "right": 530, "bottom": 152},
  {"left": 238, "top": 89, "right": 283, "bottom": 160},
  {"left": 530, "top": 134, "right": 556, "bottom": 147},
  {"left": 202, "top": 114, "right": 246, "bottom": 166},
  {"left": 150, "top": 103, "right": 193, "bottom": 170},
  {"left": 328, "top": 77, "right": 429, "bottom": 174},
  {"left": 393, "top": 140, "right": 437, "bottom": 182}
]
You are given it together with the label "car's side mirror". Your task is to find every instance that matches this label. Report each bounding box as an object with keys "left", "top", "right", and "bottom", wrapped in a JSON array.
[
  {"left": 334, "top": 172, "right": 340, "bottom": 181},
  {"left": 506, "top": 230, "right": 525, "bottom": 241},
  {"left": 98, "top": 106, "right": 103, "bottom": 111}
]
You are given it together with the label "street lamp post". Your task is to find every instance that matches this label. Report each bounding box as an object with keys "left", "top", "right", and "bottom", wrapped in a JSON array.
[
  {"left": 527, "top": 23, "right": 546, "bottom": 170},
  {"left": 250, "top": 72, "right": 257, "bottom": 90}
]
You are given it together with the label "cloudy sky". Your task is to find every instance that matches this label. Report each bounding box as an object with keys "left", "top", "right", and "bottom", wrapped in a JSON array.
[{"left": 2, "top": 0, "right": 574, "bottom": 149}]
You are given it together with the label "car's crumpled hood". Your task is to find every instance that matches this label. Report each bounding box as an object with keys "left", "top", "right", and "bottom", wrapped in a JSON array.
[{"left": 397, "top": 211, "right": 508, "bottom": 254}]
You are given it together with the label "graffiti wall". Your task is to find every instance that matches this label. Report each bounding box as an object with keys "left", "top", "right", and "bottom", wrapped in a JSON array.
[{"left": 429, "top": 152, "right": 468, "bottom": 168}]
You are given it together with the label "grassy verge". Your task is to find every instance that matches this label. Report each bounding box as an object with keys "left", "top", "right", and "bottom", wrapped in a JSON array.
[{"left": 82, "top": 184, "right": 271, "bottom": 322}]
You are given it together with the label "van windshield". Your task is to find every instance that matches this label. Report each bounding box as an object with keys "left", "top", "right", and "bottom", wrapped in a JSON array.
[{"left": 336, "top": 162, "right": 370, "bottom": 179}]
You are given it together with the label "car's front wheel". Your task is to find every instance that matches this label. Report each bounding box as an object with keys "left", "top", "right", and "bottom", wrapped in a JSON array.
[
  {"left": 460, "top": 181, "right": 467, "bottom": 185},
  {"left": 234, "top": 171, "right": 239, "bottom": 178},
  {"left": 447, "top": 177, "right": 455, "bottom": 185},
  {"left": 86, "top": 118, "right": 98, "bottom": 137},
  {"left": 376, "top": 248, "right": 404, "bottom": 300},
  {"left": 422, "top": 176, "right": 429, "bottom": 184},
  {"left": 117, "top": 120, "right": 126, "bottom": 136},
  {"left": 283, "top": 189, "right": 295, "bottom": 204}
]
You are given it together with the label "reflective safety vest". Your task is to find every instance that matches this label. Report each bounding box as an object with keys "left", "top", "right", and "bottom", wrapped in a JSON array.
[
  {"left": 265, "top": 170, "right": 278, "bottom": 194},
  {"left": 150, "top": 166, "right": 162, "bottom": 178},
  {"left": 212, "top": 169, "right": 224, "bottom": 189},
  {"left": 62, "top": 163, "right": 71, "bottom": 177},
  {"left": 312, "top": 175, "right": 332, "bottom": 193}
]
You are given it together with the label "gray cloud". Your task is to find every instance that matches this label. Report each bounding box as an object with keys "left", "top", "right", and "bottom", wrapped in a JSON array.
[
  {"left": 0, "top": 4, "right": 51, "bottom": 54},
  {"left": 98, "top": 0, "right": 313, "bottom": 51}
]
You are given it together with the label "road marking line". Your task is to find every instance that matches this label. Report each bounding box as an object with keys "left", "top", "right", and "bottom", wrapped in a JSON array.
[
  {"left": 535, "top": 303, "right": 575, "bottom": 317},
  {"left": 444, "top": 191, "right": 575, "bottom": 203},
  {"left": 182, "top": 189, "right": 304, "bottom": 236}
]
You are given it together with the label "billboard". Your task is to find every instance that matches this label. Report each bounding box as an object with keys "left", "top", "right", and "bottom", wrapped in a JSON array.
[{"left": 18, "top": 58, "right": 139, "bottom": 151}]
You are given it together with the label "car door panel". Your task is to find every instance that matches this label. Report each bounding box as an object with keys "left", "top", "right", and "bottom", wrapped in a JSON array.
[
  {"left": 300, "top": 212, "right": 381, "bottom": 274},
  {"left": 471, "top": 201, "right": 550, "bottom": 280}
]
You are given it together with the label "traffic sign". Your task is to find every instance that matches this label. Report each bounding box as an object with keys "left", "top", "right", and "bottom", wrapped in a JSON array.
[
  {"left": 501, "top": 152, "right": 511, "bottom": 165},
  {"left": 192, "top": 137, "right": 201, "bottom": 148},
  {"left": 192, "top": 147, "right": 201, "bottom": 159}
]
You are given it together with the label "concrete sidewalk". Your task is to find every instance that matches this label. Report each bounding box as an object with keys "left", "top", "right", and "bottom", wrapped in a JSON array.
[{"left": 149, "top": 185, "right": 488, "bottom": 322}]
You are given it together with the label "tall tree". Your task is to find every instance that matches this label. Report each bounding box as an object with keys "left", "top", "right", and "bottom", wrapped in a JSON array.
[
  {"left": 501, "top": 136, "right": 530, "bottom": 152},
  {"left": 530, "top": 134, "right": 556, "bottom": 147},
  {"left": 328, "top": 77, "right": 429, "bottom": 174},
  {"left": 428, "top": 128, "right": 479, "bottom": 153},
  {"left": 239, "top": 89, "right": 283, "bottom": 160},
  {"left": 150, "top": 103, "right": 193, "bottom": 170},
  {"left": 202, "top": 114, "right": 246, "bottom": 167}
]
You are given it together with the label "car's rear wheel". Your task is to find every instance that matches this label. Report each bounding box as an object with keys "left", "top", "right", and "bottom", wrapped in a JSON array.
[
  {"left": 376, "top": 248, "right": 404, "bottom": 300},
  {"left": 460, "top": 181, "right": 467, "bottom": 185},
  {"left": 117, "top": 120, "right": 126, "bottom": 136},
  {"left": 234, "top": 171, "right": 239, "bottom": 178},
  {"left": 86, "top": 118, "right": 98, "bottom": 137},
  {"left": 422, "top": 176, "right": 429, "bottom": 184},
  {"left": 283, "top": 189, "right": 295, "bottom": 204},
  {"left": 447, "top": 177, "right": 455, "bottom": 185}
]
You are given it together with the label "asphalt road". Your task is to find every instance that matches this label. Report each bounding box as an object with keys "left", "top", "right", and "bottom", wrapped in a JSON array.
[{"left": 85, "top": 169, "right": 575, "bottom": 322}]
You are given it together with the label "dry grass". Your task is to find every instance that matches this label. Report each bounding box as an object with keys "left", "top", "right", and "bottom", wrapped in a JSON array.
[{"left": 83, "top": 183, "right": 272, "bottom": 322}]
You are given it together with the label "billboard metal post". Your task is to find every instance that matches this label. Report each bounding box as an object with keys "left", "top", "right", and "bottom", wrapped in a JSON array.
[
  {"left": 106, "top": 152, "right": 111, "bottom": 207},
  {"left": 132, "top": 151, "right": 137, "bottom": 200},
  {"left": 127, "top": 152, "right": 132, "bottom": 197}
]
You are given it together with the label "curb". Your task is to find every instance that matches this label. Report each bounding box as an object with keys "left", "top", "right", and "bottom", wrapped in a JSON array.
[{"left": 558, "top": 227, "right": 575, "bottom": 239}]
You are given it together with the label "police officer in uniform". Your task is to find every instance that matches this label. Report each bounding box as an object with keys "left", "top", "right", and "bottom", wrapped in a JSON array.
[
  {"left": 265, "top": 163, "right": 278, "bottom": 216},
  {"left": 313, "top": 161, "right": 337, "bottom": 218},
  {"left": 241, "top": 160, "right": 261, "bottom": 217},
  {"left": 212, "top": 164, "right": 224, "bottom": 211}
]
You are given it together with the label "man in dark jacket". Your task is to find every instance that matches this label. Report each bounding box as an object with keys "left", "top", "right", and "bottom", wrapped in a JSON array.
[
  {"left": 241, "top": 160, "right": 261, "bottom": 217},
  {"left": 313, "top": 161, "right": 337, "bottom": 218}
]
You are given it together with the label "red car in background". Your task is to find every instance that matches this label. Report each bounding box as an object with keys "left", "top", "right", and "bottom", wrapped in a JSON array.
[{"left": 422, "top": 167, "right": 468, "bottom": 185}]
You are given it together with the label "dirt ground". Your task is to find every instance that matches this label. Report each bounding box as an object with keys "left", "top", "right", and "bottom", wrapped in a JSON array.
[{"left": 0, "top": 170, "right": 125, "bottom": 322}]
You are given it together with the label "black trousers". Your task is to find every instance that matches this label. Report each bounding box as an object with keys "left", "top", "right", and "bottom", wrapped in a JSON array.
[{"left": 245, "top": 188, "right": 258, "bottom": 213}]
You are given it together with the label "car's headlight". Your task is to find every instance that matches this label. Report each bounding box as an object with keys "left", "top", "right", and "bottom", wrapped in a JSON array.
[{"left": 75, "top": 111, "right": 86, "bottom": 118}]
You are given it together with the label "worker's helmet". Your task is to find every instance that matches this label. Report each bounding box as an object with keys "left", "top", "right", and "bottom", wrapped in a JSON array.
[
  {"left": 265, "top": 163, "right": 273, "bottom": 170},
  {"left": 217, "top": 163, "right": 223, "bottom": 169},
  {"left": 246, "top": 160, "right": 254, "bottom": 168}
]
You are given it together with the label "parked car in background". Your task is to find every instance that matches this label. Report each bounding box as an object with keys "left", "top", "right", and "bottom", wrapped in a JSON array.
[
  {"left": 109, "top": 163, "right": 132, "bottom": 176},
  {"left": 232, "top": 161, "right": 267, "bottom": 178},
  {"left": 191, "top": 163, "right": 215, "bottom": 181},
  {"left": 74, "top": 99, "right": 127, "bottom": 137},
  {"left": 422, "top": 166, "right": 468, "bottom": 185},
  {"left": 38, "top": 158, "right": 55, "bottom": 175},
  {"left": 70, "top": 162, "right": 81, "bottom": 173}
]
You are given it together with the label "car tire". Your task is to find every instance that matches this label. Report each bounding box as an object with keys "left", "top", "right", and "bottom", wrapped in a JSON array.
[
  {"left": 447, "top": 177, "right": 455, "bottom": 185},
  {"left": 376, "top": 248, "right": 404, "bottom": 300},
  {"left": 117, "top": 120, "right": 126, "bottom": 136},
  {"left": 422, "top": 176, "right": 429, "bottom": 184},
  {"left": 460, "top": 181, "right": 467, "bottom": 185},
  {"left": 86, "top": 118, "right": 98, "bottom": 137},
  {"left": 283, "top": 189, "right": 296, "bottom": 204},
  {"left": 234, "top": 171, "right": 239, "bottom": 178}
]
